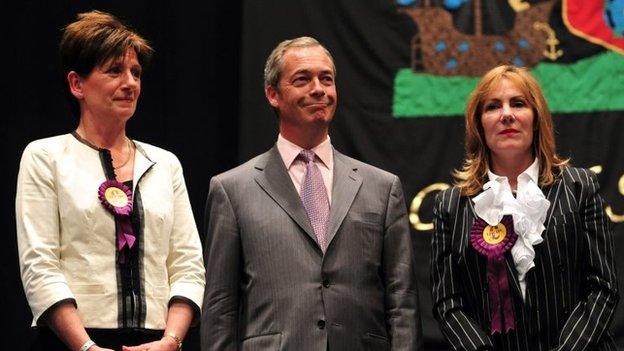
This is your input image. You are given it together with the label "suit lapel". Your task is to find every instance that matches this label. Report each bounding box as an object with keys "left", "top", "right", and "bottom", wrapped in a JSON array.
[
  {"left": 541, "top": 177, "right": 563, "bottom": 230},
  {"left": 253, "top": 146, "right": 317, "bottom": 246},
  {"left": 326, "top": 151, "right": 362, "bottom": 249},
  {"left": 505, "top": 255, "right": 524, "bottom": 302},
  {"left": 465, "top": 198, "right": 478, "bottom": 252}
]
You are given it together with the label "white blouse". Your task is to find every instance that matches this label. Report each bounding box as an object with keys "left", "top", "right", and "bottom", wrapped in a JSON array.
[{"left": 472, "top": 158, "right": 550, "bottom": 299}]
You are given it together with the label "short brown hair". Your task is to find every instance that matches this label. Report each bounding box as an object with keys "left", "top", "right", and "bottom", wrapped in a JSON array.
[
  {"left": 60, "top": 10, "right": 153, "bottom": 116},
  {"left": 263, "top": 36, "right": 335, "bottom": 89},
  {"left": 453, "top": 65, "right": 568, "bottom": 196}
]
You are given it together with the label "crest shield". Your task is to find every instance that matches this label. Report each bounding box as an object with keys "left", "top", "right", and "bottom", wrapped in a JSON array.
[{"left": 563, "top": 0, "right": 624, "bottom": 54}]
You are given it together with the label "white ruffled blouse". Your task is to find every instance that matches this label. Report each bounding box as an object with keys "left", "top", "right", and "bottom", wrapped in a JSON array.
[{"left": 472, "top": 158, "right": 550, "bottom": 299}]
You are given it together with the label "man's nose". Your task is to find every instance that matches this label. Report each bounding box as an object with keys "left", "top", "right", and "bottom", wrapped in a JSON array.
[{"left": 310, "top": 77, "right": 325, "bottom": 97}]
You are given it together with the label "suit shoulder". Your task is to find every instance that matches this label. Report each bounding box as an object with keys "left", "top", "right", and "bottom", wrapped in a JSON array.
[
  {"left": 211, "top": 151, "right": 268, "bottom": 185},
  {"left": 435, "top": 186, "right": 463, "bottom": 209},
  {"left": 561, "top": 166, "right": 597, "bottom": 185},
  {"left": 438, "top": 186, "right": 462, "bottom": 200},
  {"left": 23, "top": 134, "right": 73, "bottom": 156}
]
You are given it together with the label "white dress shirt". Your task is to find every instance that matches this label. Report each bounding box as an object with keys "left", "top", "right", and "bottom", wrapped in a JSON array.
[
  {"left": 473, "top": 158, "right": 550, "bottom": 299},
  {"left": 276, "top": 134, "right": 333, "bottom": 204}
]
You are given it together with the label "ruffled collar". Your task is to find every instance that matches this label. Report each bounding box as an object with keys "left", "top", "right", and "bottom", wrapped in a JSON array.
[{"left": 473, "top": 158, "right": 550, "bottom": 283}]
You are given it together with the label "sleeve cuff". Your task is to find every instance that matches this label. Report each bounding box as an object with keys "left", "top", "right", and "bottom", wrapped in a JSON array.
[
  {"left": 169, "top": 281, "right": 204, "bottom": 312},
  {"left": 28, "top": 281, "right": 75, "bottom": 325},
  {"left": 36, "top": 298, "right": 77, "bottom": 326}
]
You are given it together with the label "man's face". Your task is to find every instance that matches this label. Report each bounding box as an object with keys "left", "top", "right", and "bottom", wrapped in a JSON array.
[{"left": 266, "top": 46, "right": 337, "bottom": 134}]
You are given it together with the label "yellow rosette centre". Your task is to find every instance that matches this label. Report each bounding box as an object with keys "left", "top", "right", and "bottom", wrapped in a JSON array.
[
  {"left": 104, "top": 187, "right": 129, "bottom": 208},
  {"left": 483, "top": 223, "right": 507, "bottom": 245}
]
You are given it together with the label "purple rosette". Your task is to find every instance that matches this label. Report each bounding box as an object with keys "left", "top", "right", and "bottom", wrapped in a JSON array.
[
  {"left": 470, "top": 215, "right": 517, "bottom": 335},
  {"left": 97, "top": 180, "right": 135, "bottom": 263},
  {"left": 98, "top": 180, "right": 133, "bottom": 216},
  {"left": 98, "top": 179, "right": 132, "bottom": 216}
]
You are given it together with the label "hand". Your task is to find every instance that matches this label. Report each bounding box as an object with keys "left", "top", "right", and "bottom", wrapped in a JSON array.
[
  {"left": 122, "top": 337, "right": 178, "bottom": 351},
  {"left": 90, "top": 346, "right": 114, "bottom": 351}
]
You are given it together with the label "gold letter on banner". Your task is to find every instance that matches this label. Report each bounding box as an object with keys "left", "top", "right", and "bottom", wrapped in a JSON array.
[
  {"left": 606, "top": 172, "right": 624, "bottom": 223},
  {"left": 508, "top": 0, "right": 530, "bottom": 12},
  {"left": 410, "top": 183, "right": 450, "bottom": 231},
  {"left": 589, "top": 165, "right": 622, "bottom": 223}
]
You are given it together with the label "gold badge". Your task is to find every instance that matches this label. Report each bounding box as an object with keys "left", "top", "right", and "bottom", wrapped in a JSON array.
[
  {"left": 104, "top": 187, "right": 129, "bottom": 208},
  {"left": 483, "top": 223, "right": 507, "bottom": 245}
]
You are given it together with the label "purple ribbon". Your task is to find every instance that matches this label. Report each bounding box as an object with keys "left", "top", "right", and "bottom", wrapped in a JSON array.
[
  {"left": 470, "top": 215, "right": 517, "bottom": 334},
  {"left": 98, "top": 180, "right": 136, "bottom": 263}
]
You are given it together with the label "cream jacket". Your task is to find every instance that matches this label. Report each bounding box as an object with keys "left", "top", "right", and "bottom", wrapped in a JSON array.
[{"left": 16, "top": 134, "right": 205, "bottom": 329}]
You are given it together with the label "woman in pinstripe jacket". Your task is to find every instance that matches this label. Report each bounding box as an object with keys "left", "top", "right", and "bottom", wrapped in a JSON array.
[{"left": 431, "top": 65, "right": 618, "bottom": 350}]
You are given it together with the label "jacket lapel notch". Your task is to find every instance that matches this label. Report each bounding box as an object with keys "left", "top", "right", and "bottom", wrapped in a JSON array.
[
  {"left": 541, "top": 178, "right": 563, "bottom": 230},
  {"left": 253, "top": 147, "right": 318, "bottom": 245}
]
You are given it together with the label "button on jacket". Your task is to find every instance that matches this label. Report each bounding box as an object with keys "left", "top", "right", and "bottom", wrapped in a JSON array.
[{"left": 202, "top": 146, "right": 422, "bottom": 351}]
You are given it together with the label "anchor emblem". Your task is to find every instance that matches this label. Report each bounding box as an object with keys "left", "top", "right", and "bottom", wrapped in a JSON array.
[{"left": 533, "top": 22, "right": 564, "bottom": 60}]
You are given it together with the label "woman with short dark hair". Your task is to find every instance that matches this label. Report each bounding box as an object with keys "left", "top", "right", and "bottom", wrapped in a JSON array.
[{"left": 16, "top": 11, "right": 205, "bottom": 351}]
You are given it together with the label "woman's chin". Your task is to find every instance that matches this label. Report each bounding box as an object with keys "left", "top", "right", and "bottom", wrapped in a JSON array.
[{"left": 491, "top": 145, "right": 532, "bottom": 160}]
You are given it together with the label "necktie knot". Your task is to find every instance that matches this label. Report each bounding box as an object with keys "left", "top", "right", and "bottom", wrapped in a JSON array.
[{"left": 299, "top": 149, "right": 316, "bottom": 164}]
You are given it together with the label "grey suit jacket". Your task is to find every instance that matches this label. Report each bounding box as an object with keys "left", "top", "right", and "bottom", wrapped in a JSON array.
[
  {"left": 201, "top": 146, "right": 422, "bottom": 351},
  {"left": 431, "top": 167, "right": 619, "bottom": 351}
]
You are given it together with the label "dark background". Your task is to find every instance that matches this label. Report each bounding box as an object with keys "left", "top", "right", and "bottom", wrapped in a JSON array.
[
  {"left": 4, "top": 1, "right": 624, "bottom": 350},
  {"left": 3, "top": 1, "right": 242, "bottom": 348}
]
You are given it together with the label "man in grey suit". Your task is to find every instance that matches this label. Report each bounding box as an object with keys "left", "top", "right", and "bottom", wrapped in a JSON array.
[{"left": 201, "top": 36, "right": 422, "bottom": 351}]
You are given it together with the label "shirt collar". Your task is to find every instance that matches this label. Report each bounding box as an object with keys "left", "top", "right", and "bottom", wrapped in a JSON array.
[
  {"left": 487, "top": 158, "right": 539, "bottom": 185},
  {"left": 276, "top": 134, "right": 333, "bottom": 170}
]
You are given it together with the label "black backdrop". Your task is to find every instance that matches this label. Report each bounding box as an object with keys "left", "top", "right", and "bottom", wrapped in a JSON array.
[
  {"left": 4, "top": 1, "right": 624, "bottom": 350},
  {"left": 3, "top": 1, "right": 241, "bottom": 348}
]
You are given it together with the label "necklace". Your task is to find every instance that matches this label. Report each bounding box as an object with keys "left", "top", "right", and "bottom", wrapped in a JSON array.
[
  {"left": 113, "top": 137, "right": 134, "bottom": 170},
  {"left": 75, "top": 130, "right": 134, "bottom": 170}
]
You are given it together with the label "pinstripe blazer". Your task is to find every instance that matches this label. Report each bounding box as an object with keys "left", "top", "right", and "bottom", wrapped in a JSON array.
[
  {"left": 431, "top": 167, "right": 619, "bottom": 351},
  {"left": 201, "top": 146, "right": 422, "bottom": 350}
]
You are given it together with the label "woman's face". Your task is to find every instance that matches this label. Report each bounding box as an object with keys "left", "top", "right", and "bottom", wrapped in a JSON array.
[
  {"left": 480, "top": 77, "right": 535, "bottom": 162},
  {"left": 78, "top": 48, "right": 142, "bottom": 122}
]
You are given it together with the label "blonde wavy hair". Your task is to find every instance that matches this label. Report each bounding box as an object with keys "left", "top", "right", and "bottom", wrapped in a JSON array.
[{"left": 453, "top": 65, "right": 568, "bottom": 196}]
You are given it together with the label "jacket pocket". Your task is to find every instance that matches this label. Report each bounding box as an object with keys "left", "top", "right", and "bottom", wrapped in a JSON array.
[
  {"left": 363, "top": 332, "right": 390, "bottom": 351},
  {"left": 146, "top": 282, "right": 169, "bottom": 300},
  {"left": 71, "top": 284, "right": 105, "bottom": 295},
  {"left": 357, "top": 220, "right": 383, "bottom": 263},
  {"left": 241, "top": 332, "right": 282, "bottom": 351}
]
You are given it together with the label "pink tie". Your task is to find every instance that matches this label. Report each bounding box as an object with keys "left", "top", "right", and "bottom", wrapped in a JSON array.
[{"left": 299, "top": 150, "right": 330, "bottom": 252}]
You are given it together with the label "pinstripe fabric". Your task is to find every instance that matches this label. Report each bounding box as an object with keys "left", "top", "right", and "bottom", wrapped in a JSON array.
[
  {"left": 431, "top": 167, "right": 619, "bottom": 351},
  {"left": 201, "top": 146, "right": 422, "bottom": 351}
]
